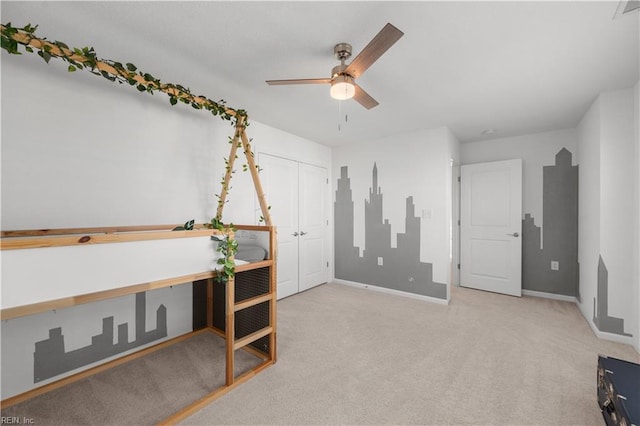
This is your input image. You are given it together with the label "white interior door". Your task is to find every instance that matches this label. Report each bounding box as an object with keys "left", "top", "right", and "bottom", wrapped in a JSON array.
[
  {"left": 258, "top": 153, "right": 299, "bottom": 299},
  {"left": 298, "top": 163, "right": 329, "bottom": 292},
  {"left": 460, "top": 159, "right": 522, "bottom": 297}
]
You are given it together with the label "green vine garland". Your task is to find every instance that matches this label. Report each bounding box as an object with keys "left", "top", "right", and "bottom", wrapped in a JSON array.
[
  {"left": 210, "top": 218, "right": 238, "bottom": 283},
  {"left": 1, "top": 22, "right": 247, "bottom": 128},
  {"left": 0, "top": 22, "right": 262, "bottom": 283}
]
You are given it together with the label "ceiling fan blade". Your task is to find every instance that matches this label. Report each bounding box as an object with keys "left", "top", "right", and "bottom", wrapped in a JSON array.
[
  {"left": 266, "top": 78, "right": 332, "bottom": 85},
  {"left": 353, "top": 84, "right": 379, "bottom": 110},
  {"left": 345, "top": 23, "right": 404, "bottom": 78}
]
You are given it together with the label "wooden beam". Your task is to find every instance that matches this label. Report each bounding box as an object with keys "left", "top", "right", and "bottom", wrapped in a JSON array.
[
  {"left": 234, "top": 293, "right": 273, "bottom": 312},
  {"left": 269, "top": 226, "right": 278, "bottom": 363},
  {"left": 216, "top": 119, "right": 244, "bottom": 220},
  {"left": 225, "top": 274, "right": 236, "bottom": 386},
  {"left": 1, "top": 329, "right": 209, "bottom": 408},
  {"left": 159, "top": 359, "right": 274, "bottom": 425},
  {"left": 1, "top": 224, "right": 199, "bottom": 238},
  {"left": 239, "top": 128, "right": 272, "bottom": 226},
  {"left": 1, "top": 271, "right": 217, "bottom": 320},
  {"left": 233, "top": 326, "right": 273, "bottom": 351},
  {"left": 1, "top": 228, "right": 216, "bottom": 251},
  {"left": 0, "top": 25, "right": 238, "bottom": 118}
]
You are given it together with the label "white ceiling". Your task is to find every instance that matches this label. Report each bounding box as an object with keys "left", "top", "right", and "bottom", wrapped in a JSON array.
[{"left": 2, "top": 1, "right": 638, "bottom": 146}]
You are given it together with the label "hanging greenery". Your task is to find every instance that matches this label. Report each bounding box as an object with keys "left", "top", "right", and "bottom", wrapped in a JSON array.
[
  {"left": 1, "top": 22, "right": 248, "bottom": 128},
  {"left": 210, "top": 218, "right": 238, "bottom": 283},
  {"left": 0, "top": 22, "right": 265, "bottom": 284}
]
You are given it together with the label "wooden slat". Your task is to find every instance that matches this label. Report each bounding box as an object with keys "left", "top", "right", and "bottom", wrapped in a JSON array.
[
  {"left": 1, "top": 224, "right": 192, "bottom": 238},
  {"left": 234, "top": 259, "right": 273, "bottom": 273},
  {"left": 233, "top": 326, "right": 274, "bottom": 351},
  {"left": 1, "top": 271, "right": 216, "bottom": 320},
  {"left": 1, "top": 228, "right": 216, "bottom": 250},
  {"left": 234, "top": 224, "right": 274, "bottom": 232},
  {"left": 234, "top": 293, "right": 272, "bottom": 312}
]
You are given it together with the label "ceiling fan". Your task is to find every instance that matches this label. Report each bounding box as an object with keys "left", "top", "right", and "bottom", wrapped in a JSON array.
[{"left": 266, "top": 23, "right": 404, "bottom": 110}]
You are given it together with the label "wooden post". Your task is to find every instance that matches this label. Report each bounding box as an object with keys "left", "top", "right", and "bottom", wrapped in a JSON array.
[
  {"left": 268, "top": 226, "right": 278, "bottom": 363},
  {"left": 206, "top": 278, "right": 214, "bottom": 329},
  {"left": 215, "top": 119, "right": 244, "bottom": 220},
  {"left": 239, "top": 128, "right": 272, "bottom": 226},
  {"left": 224, "top": 228, "right": 236, "bottom": 386}
]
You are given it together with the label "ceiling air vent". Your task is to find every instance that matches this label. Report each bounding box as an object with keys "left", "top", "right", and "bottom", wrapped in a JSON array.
[{"left": 614, "top": 0, "right": 640, "bottom": 18}]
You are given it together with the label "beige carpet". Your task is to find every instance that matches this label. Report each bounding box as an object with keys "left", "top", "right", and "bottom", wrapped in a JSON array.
[
  {"left": 0, "top": 330, "right": 264, "bottom": 425},
  {"left": 183, "top": 283, "right": 639, "bottom": 425},
  {"left": 3, "top": 282, "right": 639, "bottom": 425}
]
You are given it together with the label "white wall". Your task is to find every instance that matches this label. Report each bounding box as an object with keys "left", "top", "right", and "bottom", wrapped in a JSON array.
[
  {"left": 577, "top": 87, "right": 638, "bottom": 347},
  {"left": 332, "top": 126, "right": 459, "bottom": 295},
  {"left": 577, "top": 96, "right": 602, "bottom": 323},
  {"left": 460, "top": 128, "right": 578, "bottom": 231},
  {"left": 633, "top": 82, "right": 640, "bottom": 353}
]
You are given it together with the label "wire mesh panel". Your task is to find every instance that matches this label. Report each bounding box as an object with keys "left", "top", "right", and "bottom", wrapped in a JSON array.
[{"left": 211, "top": 266, "right": 271, "bottom": 354}]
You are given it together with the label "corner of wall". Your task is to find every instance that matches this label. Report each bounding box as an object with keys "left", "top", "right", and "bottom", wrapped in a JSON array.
[{"left": 635, "top": 80, "right": 640, "bottom": 353}]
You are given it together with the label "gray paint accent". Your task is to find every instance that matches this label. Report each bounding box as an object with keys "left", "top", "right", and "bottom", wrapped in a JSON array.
[
  {"left": 593, "top": 256, "right": 632, "bottom": 336},
  {"left": 33, "top": 292, "right": 167, "bottom": 382},
  {"left": 334, "top": 164, "right": 447, "bottom": 299},
  {"left": 522, "top": 148, "right": 579, "bottom": 297}
]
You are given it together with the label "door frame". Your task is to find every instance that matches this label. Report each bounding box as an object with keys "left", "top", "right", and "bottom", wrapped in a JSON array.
[{"left": 459, "top": 158, "right": 523, "bottom": 297}]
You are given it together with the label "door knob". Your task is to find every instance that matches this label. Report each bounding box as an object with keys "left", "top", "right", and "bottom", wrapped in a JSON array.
[
  {"left": 300, "top": 231, "right": 308, "bottom": 236},
  {"left": 507, "top": 232, "right": 519, "bottom": 237},
  {"left": 293, "top": 232, "right": 299, "bottom": 237}
]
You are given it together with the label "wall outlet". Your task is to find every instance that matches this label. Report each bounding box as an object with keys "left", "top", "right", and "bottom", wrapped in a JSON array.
[
  {"left": 551, "top": 261, "right": 559, "bottom": 271},
  {"left": 377, "top": 257, "right": 383, "bottom": 266}
]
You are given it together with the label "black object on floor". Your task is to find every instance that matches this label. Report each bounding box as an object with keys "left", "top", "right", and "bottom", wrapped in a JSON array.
[{"left": 597, "top": 355, "right": 640, "bottom": 426}]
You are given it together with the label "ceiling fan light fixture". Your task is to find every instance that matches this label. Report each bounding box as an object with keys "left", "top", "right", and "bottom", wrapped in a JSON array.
[{"left": 330, "top": 75, "right": 355, "bottom": 100}]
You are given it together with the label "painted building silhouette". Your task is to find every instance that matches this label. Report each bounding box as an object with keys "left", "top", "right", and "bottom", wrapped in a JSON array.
[
  {"left": 34, "top": 292, "right": 167, "bottom": 382},
  {"left": 522, "top": 148, "right": 579, "bottom": 297},
  {"left": 335, "top": 164, "right": 446, "bottom": 299}
]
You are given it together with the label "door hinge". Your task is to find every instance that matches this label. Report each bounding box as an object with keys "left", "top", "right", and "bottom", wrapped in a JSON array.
[
  {"left": 457, "top": 263, "right": 460, "bottom": 270},
  {"left": 457, "top": 219, "right": 460, "bottom": 226},
  {"left": 327, "top": 261, "right": 329, "bottom": 267}
]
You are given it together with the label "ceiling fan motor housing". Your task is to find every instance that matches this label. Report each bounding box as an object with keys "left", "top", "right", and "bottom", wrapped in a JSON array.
[{"left": 334, "top": 43, "right": 352, "bottom": 61}]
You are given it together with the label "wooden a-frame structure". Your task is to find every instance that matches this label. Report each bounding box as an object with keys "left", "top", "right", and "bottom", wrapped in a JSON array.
[{"left": 1, "top": 24, "right": 277, "bottom": 424}]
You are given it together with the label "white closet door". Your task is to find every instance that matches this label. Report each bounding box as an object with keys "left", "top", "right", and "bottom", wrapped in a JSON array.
[
  {"left": 298, "top": 163, "right": 329, "bottom": 292},
  {"left": 258, "top": 154, "right": 299, "bottom": 299}
]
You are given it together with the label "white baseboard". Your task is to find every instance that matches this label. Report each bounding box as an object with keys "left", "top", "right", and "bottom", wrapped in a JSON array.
[
  {"left": 584, "top": 317, "right": 636, "bottom": 347},
  {"left": 333, "top": 279, "right": 450, "bottom": 305},
  {"left": 522, "top": 289, "right": 578, "bottom": 303}
]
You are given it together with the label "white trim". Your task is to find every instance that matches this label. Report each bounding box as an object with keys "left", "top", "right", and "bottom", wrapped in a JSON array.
[
  {"left": 522, "top": 289, "right": 578, "bottom": 303},
  {"left": 585, "top": 317, "right": 636, "bottom": 347},
  {"left": 333, "top": 279, "right": 450, "bottom": 305}
]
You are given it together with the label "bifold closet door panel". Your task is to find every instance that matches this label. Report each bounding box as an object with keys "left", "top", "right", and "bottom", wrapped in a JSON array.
[
  {"left": 298, "top": 163, "right": 329, "bottom": 292},
  {"left": 257, "top": 153, "right": 299, "bottom": 299}
]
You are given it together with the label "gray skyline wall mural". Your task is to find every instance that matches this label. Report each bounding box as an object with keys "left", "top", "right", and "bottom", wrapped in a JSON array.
[
  {"left": 593, "top": 256, "right": 632, "bottom": 337},
  {"left": 334, "top": 164, "right": 447, "bottom": 299},
  {"left": 33, "top": 292, "right": 167, "bottom": 382},
  {"left": 522, "top": 148, "right": 579, "bottom": 298}
]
